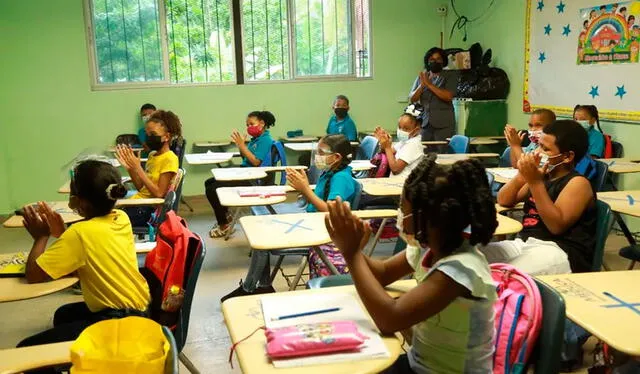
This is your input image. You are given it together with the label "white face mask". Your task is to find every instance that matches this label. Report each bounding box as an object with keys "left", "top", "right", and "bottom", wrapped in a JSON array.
[
  {"left": 396, "top": 129, "right": 411, "bottom": 142},
  {"left": 577, "top": 120, "right": 592, "bottom": 130},
  {"left": 539, "top": 152, "right": 565, "bottom": 173},
  {"left": 396, "top": 209, "right": 421, "bottom": 248},
  {"left": 528, "top": 130, "right": 542, "bottom": 144},
  {"left": 314, "top": 154, "right": 331, "bottom": 170},
  {"left": 142, "top": 115, "right": 150, "bottom": 122}
]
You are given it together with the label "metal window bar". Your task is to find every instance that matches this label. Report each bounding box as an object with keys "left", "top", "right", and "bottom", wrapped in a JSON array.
[
  {"left": 265, "top": 0, "right": 270, "bottom": 80},
  {"left": 279, "top": 0, "right": 285, "bottom": 80},
  {"left": 214, "top": 0, "right": 223, "bottom": 80},
  {"left": 250, "top": 0, "right": 257, "bottom": 79},
  {"left": 167, "top": 0, "right": 179, "bottom": 82},
  {"left": 201, "top": 0, "right": 209, "bottom": 80},
  {"left": 137, "top": 0, "right": 148, "bottom": 80},
  {"left": 184, "top": 0, "right": 194, "bottom": 82},
  {"left": 119, "top": 0, "right": 132, "bottom": 80},
  {"left": 103, "top": 0, "right": 116, "bottom": 82}
]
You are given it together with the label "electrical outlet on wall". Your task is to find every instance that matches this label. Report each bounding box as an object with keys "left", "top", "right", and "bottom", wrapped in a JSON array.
[{"left": 436, "top": 5, "right": 447, "bottom": 16}]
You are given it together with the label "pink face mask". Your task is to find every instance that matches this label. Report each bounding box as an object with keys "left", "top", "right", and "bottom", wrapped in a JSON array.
[{"left": 247, "top": 125, "right": 263, "bottom": 138}]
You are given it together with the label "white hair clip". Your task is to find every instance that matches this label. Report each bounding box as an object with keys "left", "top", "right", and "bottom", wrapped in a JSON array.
[
  {"left": 404, "top": 104, "right": 422, "bottom": 118},
  {"left": 105, "top": 184, "right": 119, "bottom": 201}
]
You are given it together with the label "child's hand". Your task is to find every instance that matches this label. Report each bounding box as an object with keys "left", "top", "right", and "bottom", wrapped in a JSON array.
[
  {"left": 324, "top": 197, "right": 371, "bottom": 260},
  {"left": 286, "top": 168, "right": 310, "bottom": 192},
  {"left": 39, "top": 202, "right": 66, "bottom": 238},
  {"left": 379, "top": 133, "right": 392, "bottom": 150},
  {"left": 115, "top": 144, "right": 140, "bottom": 170},
  {"left": 504, "top": 125, "right": 524, "bottom": 147},
  {"left": 517, "top": 153, "right": 545, "bottom": 184},
  {"left": 231, "top": 130, "right": 246, "bottom": 147},
  {"left": 22, "top": 203, "right": 50, "bottom": 240}
]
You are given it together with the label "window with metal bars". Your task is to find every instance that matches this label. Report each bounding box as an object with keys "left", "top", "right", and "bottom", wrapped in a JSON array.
[{"left": 85, "top": 0, "right": 370, "bottom": 87}]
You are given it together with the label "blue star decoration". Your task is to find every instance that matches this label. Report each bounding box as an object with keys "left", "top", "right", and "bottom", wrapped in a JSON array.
[
  {"left": 562, "top": 24, "right": 571, "bottom": 36},
  {"left": 537, "top": 0, "right": 544, "bottom": 11},
  {"left": 556, "top": 1, "right": 565, "bottom": 13},
  {"left": 615, "top": 85, "right": 627, "bottom": 99},
  {"left": 538, "top": 52, "right": 547, "bottom": 63},
  {"left": 589, "top": 86, "right": 599, "bottom": 99},
  {"left": 544, "top": 24, "right": 552, "bottom": 35}
]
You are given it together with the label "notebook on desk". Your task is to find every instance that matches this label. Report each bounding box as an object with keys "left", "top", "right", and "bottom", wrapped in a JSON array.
[
  {"left": 0, "top": 252, "right": 26, "bottom": 278},
  {"left": 261, "top": 293, "right": 389, "bottom": 368}
]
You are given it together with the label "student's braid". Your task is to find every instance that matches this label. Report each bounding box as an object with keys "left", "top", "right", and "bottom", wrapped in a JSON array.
[
  {"left": 403, "top": 154, "right": 439, "bottom": 244},
  {"left": 590, "top": 105, "right": 603, "bottom": 134}
]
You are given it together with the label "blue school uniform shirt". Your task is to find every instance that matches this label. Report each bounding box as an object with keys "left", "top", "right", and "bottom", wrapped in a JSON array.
[
  {"left": 306, "top": 166, "right": 357, "bottom": 212},
  {"left": 326, "top": 114, "right": 357, "bottom": 141},
  {"left": 587, "top": 127, "right": 605, "bottom": 158},
  {"left": 242, "top": 130, "right": 273, "bottom": 167}
]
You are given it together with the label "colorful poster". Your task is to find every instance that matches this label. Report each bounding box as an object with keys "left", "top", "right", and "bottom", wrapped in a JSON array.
[{"left": 578, "top": 1, "right": 640, "bottom": 64}]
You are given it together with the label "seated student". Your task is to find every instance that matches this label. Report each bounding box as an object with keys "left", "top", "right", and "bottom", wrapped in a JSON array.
[
  {"left": 374, "top": 103, "right": 425, "bottom": 178},
  {"left": 116, "top": 110, "right": 181, "bottom": 226},
  {"left": 504, "top": 108, "right": 556, "bottom": 168},
  {"left": 205, "top": 111, "right": 276, "bottom": 238},
  {"left": 573, "top": 104, "right": 605, "bottom": 159},
  {"left": 17, "top": 160, "right": 150, "bottom": 348},
  {"left": 220, "top": 134, "right": 357, "bottom": 302},
  {"left": 138, "top": 103, "right": 156, "bottom": 152},
  {"left": 326, "top": 95, "right": 357, "bottom": 141},
  {"left": 324, "top": 155, "right": 498, "bottom": 374},
  {"left": 484, "top": 120, "right": 597, "bottom": 275}
]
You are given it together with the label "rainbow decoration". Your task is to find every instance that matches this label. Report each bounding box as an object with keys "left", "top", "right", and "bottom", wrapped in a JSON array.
[{"left": 584, "top": 14, "right": 631, "bottom": 45}]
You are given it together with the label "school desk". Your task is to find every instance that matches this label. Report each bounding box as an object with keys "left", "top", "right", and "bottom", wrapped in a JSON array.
[
  {"left": 486, "top": 167, "right": 518, "bottom": 184},
  {"left": 184, "top": 152, "right": 235, "bottom": 165},
  {"left": 359, "top": 177, "right": 406, "bottom": 197},
  {"left": 193, "top": 140, "right": 231, "bottom": 148},
  {"left": 537, "top": 271, "right": 640, "bottom": 356},
  {"left": 598, "top": 159, "right": 640, "bottom": 175},
  {"left": 210, "top": 166, "right": 308, "bottom": 182},
  {"left": 435, "top": 153, "right": 500, "bottom": 165},
  {"left": 469, "top": 138, "right": 499, "bottom": 146},
  {"left": 282, "top": 136, "right": 318, "bottom": 143},
  {"left": 0, "top": 277, "right": 78, "bottom": 303},
  {"left": 0, "top": 340, "right": 73, "bottom": 374},
  {"left": 421, "top": 140, "right": 449, "bottom": 146},
  {"left": 284, "top": 142, "right": 360, "bottom": 152},
  {"left": 598, "top": 190, "right": 640, "bottom": 269},
  {"left": 221, "top": 280, "right": 413, "bottom": 374},
  {"left": 2, "top": 202, "right": 83, "bottom": 228}
]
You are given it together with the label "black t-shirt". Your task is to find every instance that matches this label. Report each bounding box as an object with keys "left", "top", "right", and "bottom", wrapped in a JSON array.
[{"left": 519, "top": 171, "right": 596, "bottom": 273}]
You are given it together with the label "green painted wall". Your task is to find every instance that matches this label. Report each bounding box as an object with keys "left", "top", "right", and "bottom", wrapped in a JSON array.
[{"left": 0, "top": 0, "right": 456, "bottom": 213}]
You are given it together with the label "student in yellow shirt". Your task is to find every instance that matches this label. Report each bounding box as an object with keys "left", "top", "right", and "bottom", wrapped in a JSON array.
[
  {"left": 17, "top": 160, "right": 150, "bottom": 348},
  {"left": 116, "top": 109, "right": 181, "bottom": 225}
]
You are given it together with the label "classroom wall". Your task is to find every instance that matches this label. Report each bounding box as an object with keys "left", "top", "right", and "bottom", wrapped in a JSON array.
[{"left": 0, "top": 0, "right": 456, "bottom": 213}]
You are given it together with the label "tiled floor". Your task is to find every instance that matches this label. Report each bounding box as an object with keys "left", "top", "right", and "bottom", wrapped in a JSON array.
[{"left": 0, "top": 195, "right": 634, "bottom": 373}]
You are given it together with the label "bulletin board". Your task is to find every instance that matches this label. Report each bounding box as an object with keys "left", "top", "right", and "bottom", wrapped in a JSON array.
[{"left": 524, "top": 0, "right": 640, "bottom": 121}]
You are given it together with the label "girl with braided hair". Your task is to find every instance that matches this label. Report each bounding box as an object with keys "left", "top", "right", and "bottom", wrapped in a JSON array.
[
  {"left": 573, "top": 104, "right": 605, "bottom": 158},
  {"left": 325, "top": 154, "right": 498, "bottom": 374}
]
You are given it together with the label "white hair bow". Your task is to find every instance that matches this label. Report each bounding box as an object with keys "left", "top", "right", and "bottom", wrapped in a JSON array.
[{"left": 404, "top": 104, "right": 422, "bottom": 118}]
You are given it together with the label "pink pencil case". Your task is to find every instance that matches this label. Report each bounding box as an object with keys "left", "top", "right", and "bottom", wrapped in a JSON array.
[{"left": 265, "top": 321, "right": 367, "bottom": 359}]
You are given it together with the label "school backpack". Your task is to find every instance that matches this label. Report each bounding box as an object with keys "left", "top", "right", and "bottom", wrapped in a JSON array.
[
  {"left": 308, "top": 244, "right": 349, "bottom": 279},
  {"left": 142, "top": 210, "right": 199, "bottom": 326},
  {"left": 603, "top": 134, "right": 613, "bottom": 159},
  {"left": 491, "top": 263, "right": 543, "bottom": 374},
  {"left": 368, "top": 152, "right": 391, "bottom": 178},
  {"left": 575, "top": 156, "right": 597, "bottom": 181}
]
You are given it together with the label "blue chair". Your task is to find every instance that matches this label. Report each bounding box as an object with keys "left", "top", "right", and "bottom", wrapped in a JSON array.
[
  {"left": 528, "top": 279, "right": 566, "bottom": 374},
  {"left": 260, "top": 141, "right": 288, "bottom": 185},
  {"left": 162, "top": 326, "right": 179, "bottom": 374},
  {"left": 591, "top": 160, "right": 609, "bottom": 193},
  {"left": 593, "top": 200, "right": 614, "bottom": 272},
  {"left": 355, "top": 136, "right": 379, "bottom": 161},
  {"left": 499, "top": 147, "right": 511, "bottom": 167},
  {"left": 611, "top": 140, "right": 623, "bottom": 158},
  {"left": 449, "top": 135, "right": 469, "bottom": 154},
  {"left": 307, "top": 274, "right": 353, "bottom": 289}
]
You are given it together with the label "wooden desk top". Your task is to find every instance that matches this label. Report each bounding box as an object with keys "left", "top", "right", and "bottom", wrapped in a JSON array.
[
  {"left": 3, "top": 202, "right": 83, "bottom": 228},
  {"left": 221, "top": 280, "right": 414, "bottom": 374},
  {"left": 537, "top": 271, "right": 640, "bottom": 356},
  {"left": 58, "top": 181, "right": 70, "bottom": 194},
  {"left": 0, "top": 340, "right": 72, "bottom": 374},
  {"left": 487, "top": 167, "right": 518, "bottom": 184},
  {"left": 282, "top": 136, "right": 319, "bottom": 143},
  {"left": 114, "top": 198, "right": 165, "bottom": 207},
  {"left": 470, "top": 137, "right": 500, "bottom": 145},
  {"left": 494, "top": 214, "right": 524, "bottom": 236},
  {"left": 597, "top": 159, "right": 640, "bottom": 174},
  {"left": 0, "top": 277, "right": 78, "bottom": 303},
  {"left": 360, "top": 177, "right": 405, "bottom": 197},
  {"left": 193, "top": 140, "right": 231, "bottom": 147},
  {"left": 185, "top": 152, "right": 234, "bottom": 165},
  {"left": 598, "top": 190, "right": 640, "bottom": 218},
  {"left": 239, "top": 210, "right": 397, "bottom": 250},
  {"left": 436, "top": 153, "right": 500, "bottom": 165},
  {"left": 350, "top": 160, "right": 375, "bottom": 172},
  {"left": 421, "top": 141, "right": 449, "bottom": 146},
  {"left": 211, "top": 168, "right": 269, "bottom": 182},
  {"left": 216, "top": 187, "right": 288, "bottom": 207}
]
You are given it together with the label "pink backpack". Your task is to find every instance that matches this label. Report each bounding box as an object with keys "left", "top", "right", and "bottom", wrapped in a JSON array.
[
  {"left": 491, "top": 264, "right": 543, "bottom": 374},
  {"left": 367, "top": 152, "right": 390, "bottom": 178}
]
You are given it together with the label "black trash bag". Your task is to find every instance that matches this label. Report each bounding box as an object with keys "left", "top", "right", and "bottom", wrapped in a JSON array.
[{"left": 456, "top": 47, "right": 510, "bottom": 100}]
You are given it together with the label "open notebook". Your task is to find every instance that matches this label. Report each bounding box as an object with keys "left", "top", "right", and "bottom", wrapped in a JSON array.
[
  {"left": 261, "top": 292, "right": 389, "bottom": 368},
  {"left": 0, "top": 252, "right": 26, "bottom": 278}
]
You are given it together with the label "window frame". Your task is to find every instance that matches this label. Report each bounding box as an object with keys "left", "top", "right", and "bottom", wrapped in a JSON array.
[{"left": 83, "top": 0, "right": 371, "bottom": 90}]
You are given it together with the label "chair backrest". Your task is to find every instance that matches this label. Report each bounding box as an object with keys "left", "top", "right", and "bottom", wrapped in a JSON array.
[
  {"left": 115, "top": 134, "right": 141, "bottom": 146},
  {"left": 449, "top": 135, "right": 469, "bottom": 154},
  {"left": 593, "top": 200, "right": 614, "bottom": 272},
  {"left": 173, "top": 233, "right": 206, "bottom": 351},
  {"left": 351, "top": 180, "right": 363, "bottom": 210},
  {"left": 499, "top": 147, "right": 511, "bottom": 167},
  {"left": 170, "top": 137, "right": 186, "bottom": 168},
  {"left": 156, "top": 191, "right": 177, "bottom": 224},
  {"left": 162, "top": 326, "right": 179, "bottom": 374},
  {"left": 355, "top": 136, "right": 378, "bottom": 160},
  {"left": 611, "top": 141, "right": 623, "bottom": 158},
  {"left": 528, "top": 279, "right": 566, "bottom": 374},
  {"left": 260, "top": 141, "right": 287, "bottom": 185},
  {"left": 591, "top": 160, "right": 609, "bottom": 193},
  {"left": 486, "top": 171, "right": 495, "bottom": 186},
  {"left": 306, "top": 274, "right": 354, "bottom": 289},
  {"left": 171, "top": 168, "right": 186, "bottom": 211}
]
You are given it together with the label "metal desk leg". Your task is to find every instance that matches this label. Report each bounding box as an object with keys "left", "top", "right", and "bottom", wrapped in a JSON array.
[
  {"left": 181, "top": 196, "right": 194, "bottom": 212},
  {"left": 312, "top": 246, "right": 340, "bottom": 275},
  {"left": 289, "top": 256, "right": 309, "bottom": 291},
  {"left": 366, "top": 218, "right": 388, "bottom": 256}
]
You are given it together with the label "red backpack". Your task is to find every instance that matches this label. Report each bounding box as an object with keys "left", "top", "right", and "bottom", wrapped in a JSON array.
[
  {"left": 603, "top": 134, "right": 613, "bottom": 159},
  {"left": 142, "top": 210, "right": 199, "bottom": 326}
]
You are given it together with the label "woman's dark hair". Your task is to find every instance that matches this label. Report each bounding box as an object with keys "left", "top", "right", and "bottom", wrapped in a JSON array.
[
  {"left": 543, "top": 120, "right": 589, "bottom": 163},
  {"left": 70, "top": 160, "right": 127, "bottom": 217},
  {"left": 401, "top": 103, "right": 425, "bottom": 125},
  {"left": 319, "top": 134, "right": 352, "bottom": 202},
  {"left": 148, "top": 110, "right": 183, "bottom": 138},
  {"left": 423, "top": 47, "right": 446, "bottom": 69},
  {"left": 573, "top": 104, "right": 603, "bottom": 133},
  {"left": 248, "top": 110, "right": 276, "bottom": 128},
  {"left": 140, "top": 103, "right": 156, "bottom": 112},
  {"left": 403, "top": 154, "right": 497, "bottom": 254}
]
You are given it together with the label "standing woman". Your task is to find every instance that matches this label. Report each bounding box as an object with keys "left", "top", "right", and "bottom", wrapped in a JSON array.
[{"left": 409, "top": 47, "right": 457, "bottom": 148}]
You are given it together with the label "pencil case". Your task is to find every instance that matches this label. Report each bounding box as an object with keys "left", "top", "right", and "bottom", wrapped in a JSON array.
[
  {"left": 287, "top": 130, "right": 304, "bottom": 138},
  {"left": 265, "top": 321, "right": 367, "bottom": 358}
]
